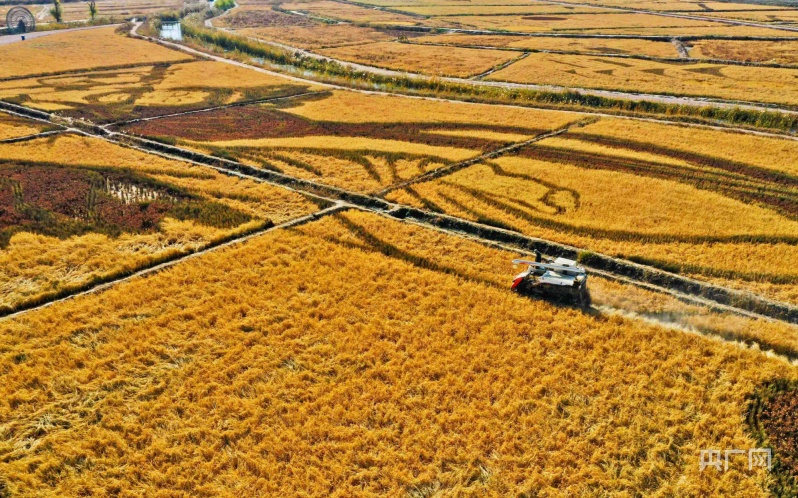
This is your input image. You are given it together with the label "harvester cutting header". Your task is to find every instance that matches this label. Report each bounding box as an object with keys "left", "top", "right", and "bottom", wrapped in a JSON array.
[{"left": 511, "top": 253, "right": 591, "bottom": 308}]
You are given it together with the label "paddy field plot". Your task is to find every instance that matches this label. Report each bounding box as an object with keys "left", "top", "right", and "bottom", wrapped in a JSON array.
[
  {"left": 317, "top": 41, "right": 518, "bottom": 77},
  {"left": 120, "top": 90, "right": 580, "bottom": 193},
  {"left": 0, "top": 27, "right": 192, "bottom": 80},
  {"left": 0, "top": 59, "right": 321, "bottom": 122},
  {"left": 409, "top": 33, "right": 683, "bottom": 58},
  {"left": 0, "top": 113, "right": 53, "bottom": 141},
  {"left": 237, "top": 24, "right": 395, "bottom": 49},
  {"left": 486, "top": 52, "right": 798, "bottom": 106},
  {"left": 0, "top": 129, "right": 318, "bottom": 314},
  {"left": 689, "top": 39, "right": 798, "bottom": 65},
  {"left": 385, "top": 116, "right": 798, "bottom": 304},
  {"left": 0, "top": 209, "right": 794, "bottom": 496}
]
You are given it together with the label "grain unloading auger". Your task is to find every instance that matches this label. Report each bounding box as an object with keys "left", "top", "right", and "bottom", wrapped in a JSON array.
[{"left": 511, "top": 255, "right": 591, "bottom": 308}]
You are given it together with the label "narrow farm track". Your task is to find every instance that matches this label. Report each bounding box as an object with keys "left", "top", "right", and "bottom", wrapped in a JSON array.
[
  {"left": 471, "top": 52, "right": 530, "bottom": 80},
  {"left": 0, "top": 129, "right": 64, "bottom": 144},
  {"left": 376, "top": 124, "right": 575, "bottom": 196}
]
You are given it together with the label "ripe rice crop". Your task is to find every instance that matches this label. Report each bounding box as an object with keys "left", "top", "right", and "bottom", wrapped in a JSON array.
[
  {"left": 701, "top": 9, "right": 798, "bottom": 22},
  {"left": 411, "top": 33, "right": 682, "bottom": 58},
  {"left": 282, "top": 89, "right": 578, "bottom": 129},
  {"left": 0, "top": 113, "right": 49, "bottom": 140},
  {"left": 280, "top": 0, "right": 433, "bottom": 24},
  {"left": 318, "top": 41, "right": 518, "bottom": 78},
  {"left": 388, "top": 4, "right": 611, "bottom": 16},
  {"left": 0, "top": 133, "right": 318, "bottom": 312},
  {"left": 576, "top": 118, "right": 798, "bottom": 177},
  {"left": 0, "top": 60, "right": 317, "bottom": 123},
  {"left": 384, "top": 118, "right": 798, "bottom": 296},
  {"left": 122, "top": 92, "right": 580, "bottom": 192},
  {"left": 237, "top": 24, "right": 394, "bottom": 49},
  {"left": 213, "top": 6, "right": 317, "bottom": 29},
  {"left": 0, "top": 27, "right": 192, "bottom": 80},
  {"left": 0, "top": 209, "right": 794, "bottom": 495},
  {"left": 486, "top": 51, "right": 798, "bottom": 106},
  {"left": 689, "top": 39, "right": 798, "bottom": 64}
]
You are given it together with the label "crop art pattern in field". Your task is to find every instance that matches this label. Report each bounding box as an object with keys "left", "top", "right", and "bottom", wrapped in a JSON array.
[
  {"left": 385, "top": 117, "right": 798, "bottom": 303},
  {"left": 120, "top": 91, "right": 580, "bottom": 192},
  {"left": 0, "top": 61, "right": 318, "bottom": 123},
  {"left": 0, "top": 133, "right": 318, "bottom": 314},
  {"left": 0, "top": 210, "right": 793, "bottom": 495}
]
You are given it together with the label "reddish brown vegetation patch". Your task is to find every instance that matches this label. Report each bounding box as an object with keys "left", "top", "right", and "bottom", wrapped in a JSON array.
[
  {"left": 0, "top": 164, "right": 251, "bottom": 247},
  {"left": 218, "top": 9, "right": 316, "bottom": 29},
  {"left": 748, "top": 380, "right": 798, "bottom": 495}
]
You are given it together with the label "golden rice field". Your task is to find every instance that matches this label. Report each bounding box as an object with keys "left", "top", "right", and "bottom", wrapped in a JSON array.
[
  {"left": 388, "top": 4, "right": 612, "bottom": 16},
  {"left": 434, "top": 12, "right": 786, "bottom": 36},
  {"left": 280, "top": 0, "right": 431, "bottom": 24},
  {"left": 318, "top": 41, "right": 517, "bottom": 77},
  {"left": 0, "top": 113, "right": 50, "bottom": 141},
  {"left": 385, "top": 116, "right": 798, "bottom": 302},
  {"left": 3, "top": 15, "right": 798, "bottom": 498},
  {"left": 689, "top": 39, "right": 798, "bottom": 64},
  {"left": 549, "top": 0, "right": 788, "bottom": 11},
  {"left": 120, "top": 90, "right": 580, "bottom": 193},
  {"left": 237, "top": 24, "right": 394, "bottom": 49},
  {"left": 0, "top": 27, "right": 191, "bottom": 80},
  {"left": 411, "top": 33, "right": 682, "bottom": 58},
  {"left": 486, "top": 52, "right": 798, "bottom": 105},
  {"left": 0, "top": 59, "right": 319, "bottom": 122},
  {"left": 0, "top": 130, "right": 318, "bottom": 313},
  {"left": 0, "top": 209, "right": 794, "bottom": 496}
]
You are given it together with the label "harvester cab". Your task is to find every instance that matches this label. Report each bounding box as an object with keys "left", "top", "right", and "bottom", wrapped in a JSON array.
[{"left": 511, "top": 257, "right": 591, "bottom": 307}]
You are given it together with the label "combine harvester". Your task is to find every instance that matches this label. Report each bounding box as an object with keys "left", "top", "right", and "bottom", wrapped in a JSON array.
[{"left": 511, "top": 255, "right": 591, "bottom": 308}]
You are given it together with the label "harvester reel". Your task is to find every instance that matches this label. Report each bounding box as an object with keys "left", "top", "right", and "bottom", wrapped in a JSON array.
[{"left": 6, "top": 6, "right": 35, "bottom": 34}]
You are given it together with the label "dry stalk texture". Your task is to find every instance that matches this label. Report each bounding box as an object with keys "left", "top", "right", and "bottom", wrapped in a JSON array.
[{"left": 0, "top": 212, "right": 793, "bottom": 496}]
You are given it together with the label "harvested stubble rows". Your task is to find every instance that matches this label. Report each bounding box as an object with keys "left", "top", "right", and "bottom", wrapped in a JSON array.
[
  {"left": 385, "top": 117, "right": 798, "bottom": 305},
  {"left": 317, "top": 41, "right": 518, "bottom": 78},
  {"left": 121, "top": 90, "right": 580, "bottom": 193},
  {"left": 0, "top": 59, "right": 320, "bottom": 122},
  {"left": 0, "top": 209, "right": 795, "bottom": 496},
  {"left": 486, "top": 51, "right": 798, "bottom": 106},
  {"left": 0, "top": 131, "right": 318, "bottom": 313}
]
